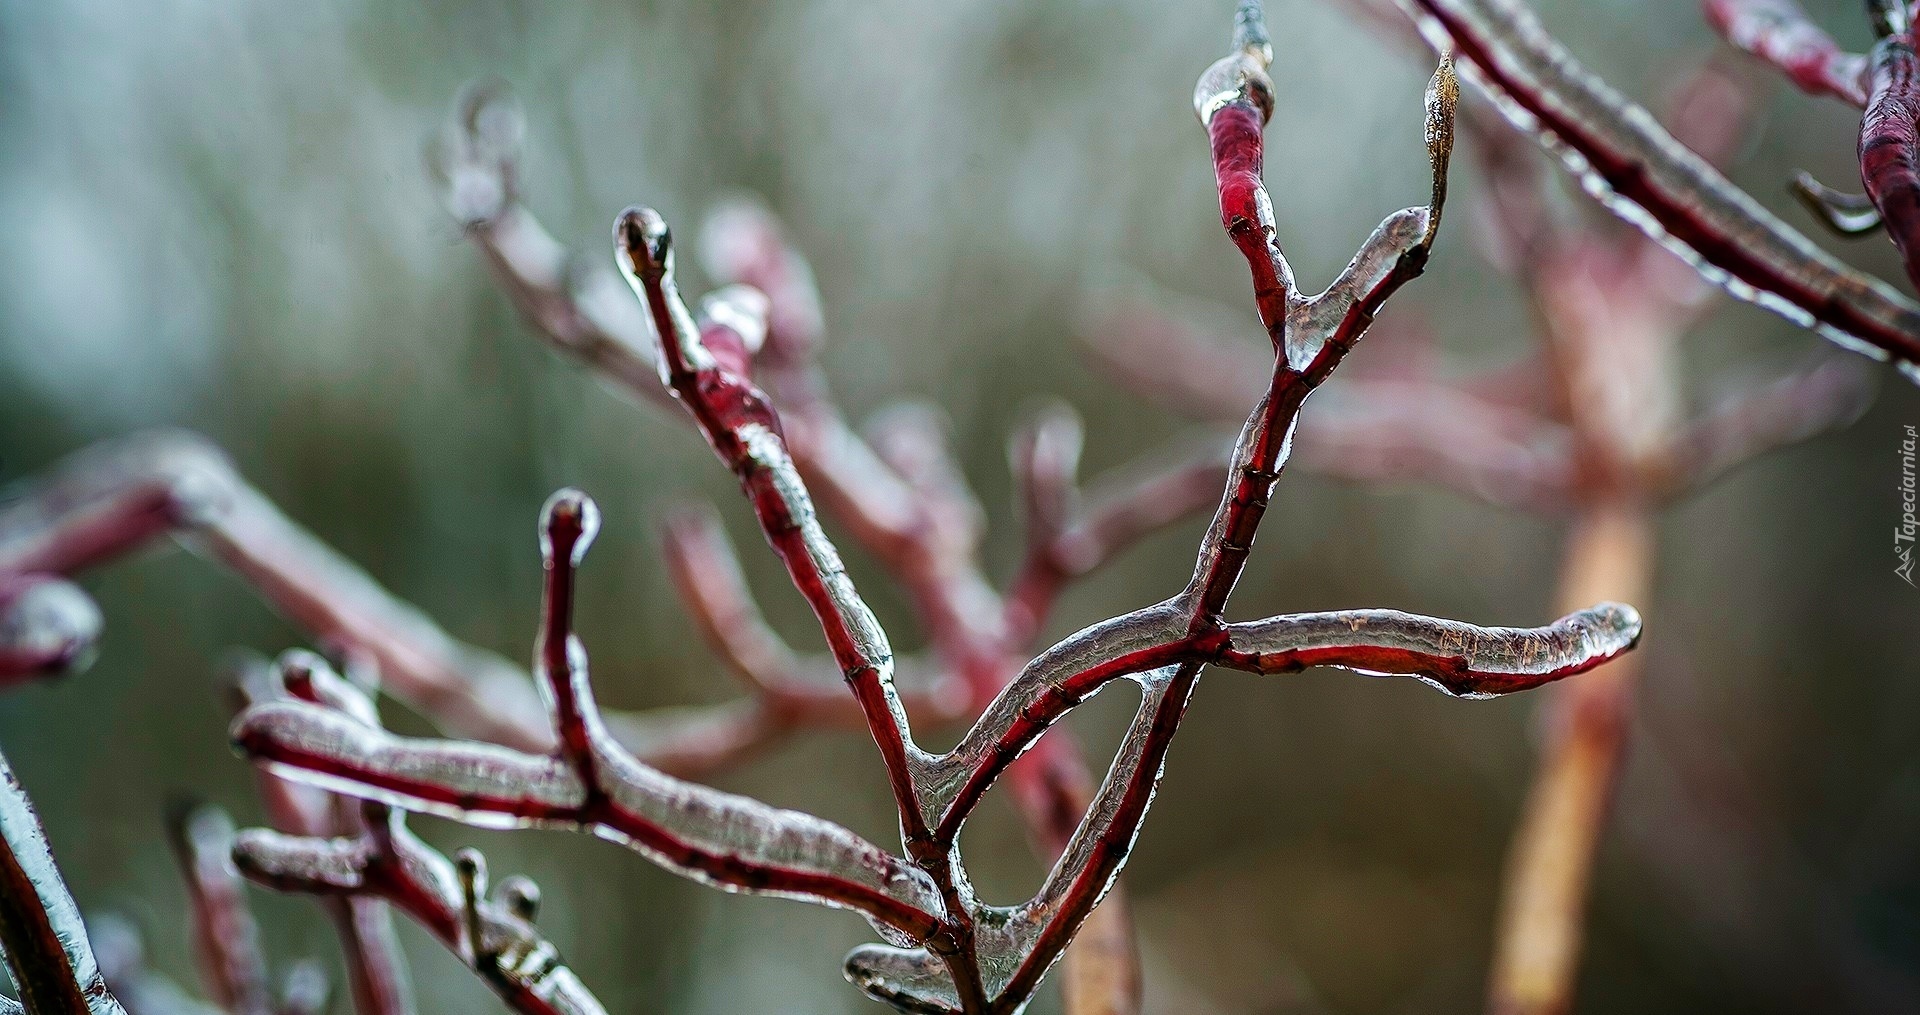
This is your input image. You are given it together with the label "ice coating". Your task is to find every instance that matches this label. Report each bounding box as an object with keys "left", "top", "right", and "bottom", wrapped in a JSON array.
[
  {"left": 0, "top": 746, "right": 129, "bottom": 1014},
  {"left": 1219, "top": 602, "right": 1643, "bottom": 698},
  {"left": 1792, "top": 172, "right": 1886, "bottom": 236},
  {"left": 1287, "top": 207, "right": 1435, "bottom": 369},
  {"left": 235, "top": 812, "right": 609, "bottom": 1015},
  {"left": 916, "top": 601, "right": 1190, "bottom": 824},
  {"left": 232, "top": 648, "right": 944, "bottom": 941},
  {"left": 845, "top": 943, "right": 962, "bottom": 1013},
  {"left": 1398, "top": 0, "right": 1920, "bottom": 376}
]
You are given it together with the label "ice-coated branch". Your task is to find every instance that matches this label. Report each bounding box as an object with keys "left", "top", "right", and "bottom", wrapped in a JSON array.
[
  {"left": 1214, "top": 602, "right": 1642, "bottom": 697},
  {"left": 1396, "top": 0, "right": 1920, "bottom": 379},
  {"left": 235, "top": 807, "right": 604, "bottom": 1015},
  {"left": 1702, "top": 0, "right": 1869, "bottom": 106},
  {"left": 229, "top": 653, "right": 416, "bottom": 1015},
  {"left": 0, "top": 432, "right": 552, "bottom": 750},
  {"left": 0, "top": 745, "right": 129, "bottom": 1015},
  {"left": 0, "top": 573, "right": 101, "bottom": 686},
  {"left": 1861, "top": 7, "right": 1920, "bottom": 292},
  {"left": 232, "top": 491, "right": 947, "bottom": 945},
  {"left": 613, "top": 208, "right": 934, "bottom": 845}
]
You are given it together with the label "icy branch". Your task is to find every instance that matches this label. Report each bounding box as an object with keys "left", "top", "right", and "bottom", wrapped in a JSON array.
[
  {"left": 1216, "top": 602, "right": 1642, "bottom": 697},
  {"left": 1861, "top": 10, "right": 1920, "bottom": 291},
  {"left": 235, "top": 807, "right": 605, "bottom": 1015},
  {"left": 0, "top": 746, "right": 128, "bottom": 1015},
  {"left": 232, "top": 491, "right": 947, "bottom": 944},
  {"left": 1398, "top": 0, "right": 1920, "bottom": 379}
]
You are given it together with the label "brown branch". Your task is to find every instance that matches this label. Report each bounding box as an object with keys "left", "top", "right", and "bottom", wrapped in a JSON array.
[{"left": 1652, "top": 356, "right": 1879, "bottom": 498}]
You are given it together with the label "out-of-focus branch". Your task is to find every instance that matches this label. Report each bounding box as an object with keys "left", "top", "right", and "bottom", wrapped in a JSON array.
[
  {"left": 661, "top": 505, "right": 970, "bottom": 731},
  {"left": 426, "top": 82, "right": 666, "bottom": 407},
  {"left": 1080, "top": 287, "right": 1578, "bottom": 512},
  {"left": 1487, "top": 502, "right": 1654, "bottom": 1015},
  {"left": 0, "top": 573, "right": 101, "bottom": 686},
  {"left": 1652, "top": 357, "right": 1878, "bottom": 497},
  {"left": 0, "top": 432, "right": 552, "bottom": 749},
  {"left": 166, "top": 804, "right": 274, "bottom": 1015},
  {"left": 1702, "top": 0, "right": 1869, "bottom": 106},
  {"left": 0, "top": 431, "right": 854, "bottom": 781}
]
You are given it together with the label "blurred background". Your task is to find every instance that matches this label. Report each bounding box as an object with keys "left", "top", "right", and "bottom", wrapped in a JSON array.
[{"left": 1, "top": 0, "right": 1915, "bottom": 1011}]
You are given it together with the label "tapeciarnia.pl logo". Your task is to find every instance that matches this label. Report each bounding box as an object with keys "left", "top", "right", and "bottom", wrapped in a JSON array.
[{"left": 1899, "top": 424, "right": 1917, "bottom": 587}]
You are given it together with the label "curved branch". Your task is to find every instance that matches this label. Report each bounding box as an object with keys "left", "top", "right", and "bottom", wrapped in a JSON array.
[
  {"left": 232, "top": 492, "right": 946, "bottom": 944},
  {"left": 1216, "top": 602, "right": 1642, "bottom": 698},
  {"left": 1792, "top": 172, "right": 1885, "bottom": 236}
]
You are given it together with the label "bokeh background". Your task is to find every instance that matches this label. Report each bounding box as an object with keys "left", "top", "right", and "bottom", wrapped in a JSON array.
[{"left": 1, "top": 0, "right": 1916, "bottom": 1011}]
